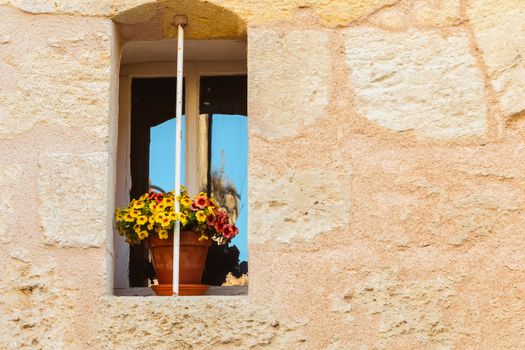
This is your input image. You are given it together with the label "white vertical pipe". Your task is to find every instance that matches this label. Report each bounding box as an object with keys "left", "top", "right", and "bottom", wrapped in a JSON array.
[{"left": 173, "top": 23, "right": 184, "bottom": 296}]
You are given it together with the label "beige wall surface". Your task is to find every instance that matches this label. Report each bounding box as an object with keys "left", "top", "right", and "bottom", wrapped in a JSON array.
[{"left": 1, "top": 0, "right": 525, "bottom": 349}]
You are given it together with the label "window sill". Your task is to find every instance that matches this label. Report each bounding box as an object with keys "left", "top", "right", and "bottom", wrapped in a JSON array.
[{"left": 114, "top": 285, "right": 248, "bottom": 297}]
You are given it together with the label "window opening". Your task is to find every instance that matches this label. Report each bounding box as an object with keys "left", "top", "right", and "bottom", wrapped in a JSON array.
[{"left": 113, "top": 0, "right": 248, "bottom": 295}]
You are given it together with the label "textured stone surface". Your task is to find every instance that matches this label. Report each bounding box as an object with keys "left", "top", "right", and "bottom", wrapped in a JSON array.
[
  {"left": 250, "top": 168, "right": 351, "bottom": 243},
  {"left": 411, "top": 0, "right": 461, "bottom": 27},
  {"left": 0, "top": 7, "right": 113, "bottom": 140},
  {"left": 368, "top": 4, "right": 408, "bottom": 31},
  {"left": 249, "top": 28, "right": 330, "bottom": 140},
  {"left": 439, "top": 182, "right": 525, "bottom": 246},
  {"left": 0, "top": 164, "right": 21, "bottom": 243},
  {"left": 343, "top": 28, "right": 487, "bottom": 139},
  {"left": 339, "top": 274, "right": 457, "bottom": 346},
  {"left": 38, "top": 153, "right": 108, "bottom": 247},
  {"left": 1, "top": 0, "right": 403, "bottom": 27},
  {"left": 467, "top": 0, "right": 525, "bottom": 119},
  {"left": 0, "top": 247, "right": 108, "bottom": 349},
  {"left": 1, "top": 1, "right": 525, "bottom": 349},
  {"left": 0, "top": 253, "right": 72, "bottom": 349},
  {"left": 114, "top": 0, "right": 246, "bottom": 41},
  {"left": 91, "top": 297, "right": 306, "bottom": 349},
  {"left": 1, "top": 0, "right": 113, "bottom": 15}
]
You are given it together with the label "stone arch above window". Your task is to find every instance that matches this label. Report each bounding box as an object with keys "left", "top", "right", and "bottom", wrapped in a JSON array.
[{"left": 113, "top": 0, "right": 246, "bottom": 42}]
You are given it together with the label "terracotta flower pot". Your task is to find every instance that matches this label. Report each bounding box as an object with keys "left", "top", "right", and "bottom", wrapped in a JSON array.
[{"left": 147, "top": 230, "right": 211, "bottom": 296}]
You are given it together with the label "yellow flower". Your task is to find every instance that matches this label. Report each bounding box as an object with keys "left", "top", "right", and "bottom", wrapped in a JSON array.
[
  {"left": 180, "top": 197, "right": 192, "bottom": 207},
  {"left": 139, "top": 193, "right": 148, "bottom": 200},
  {"left": 133, "top": 200, "right": 145, "bottom": 209},
  {"left": 130, "top": 209, "right": 141, "bottom": 218},
  {"left": 179, "top": 213, "right": 188, "bottom": 226},
  {"left": 196, "top": 210, "right": 206, "bottom": 223},
  {"left": 149, "top": 216, "right": 155, "bottom": 224},
  {"left": 147, "top": 223, "right": 154, "bottom": 230},
  {"left": 158, "top": 229, "right": 169, "bottom": 239},
  {"left": 134, "top": 224, "right": 141, "bottom": 233},
  {"left": 124, "top": 213, "right": 134, "bottom": 222},
  {"left": 136, "top": 216, "right": 148, "bottom": 225},
  {"left": 160, "top": 217, "right": 171, "bottom": 228},
  {"left": 154, "top": 212, "right": 166, "bottom": 224},
  {"left": 138, "top": 231, "right": 149, "bottom": 240},
  {"left": 168, "top": 211, "right": 179, "bottom": 221},
  {"left": 116, "top": 213, "right": 124, "bottom": 221},
  {"left": 155, "top": 203, "right": 166, "bottom": 212},
  {"left": 149, "top": 202, "right": 157, "bottom": 211},
  {"left": 162, "top": 197, "right": 174, "bottom": 206}
]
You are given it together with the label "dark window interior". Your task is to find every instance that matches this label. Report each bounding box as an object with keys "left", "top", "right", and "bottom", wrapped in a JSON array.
[{"left": 199, "top": 75, "right": 247, "bottom": 115}]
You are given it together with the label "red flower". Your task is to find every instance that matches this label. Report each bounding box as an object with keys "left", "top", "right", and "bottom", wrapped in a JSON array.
[
  {"left": 155, "top": 193, "right": 163, "bottom": 203},
  {"left": 191, "top": 203, "right": 199, "bottom": 212},
  {"left": 215, "top": 221, "right": 225, "bottom": 233},
  {"left": 215, "top": 209, "right": 229, "bottom": 225},
  {"left": 222, "top": 225, "right": 233, "bottom": 239},
  {"left": 207, "top": 213, "right": 216, "bottom": 226},
  {"left": 148, "top": 192, "right": 156, "bottom": 200},
  {"left": 195, "top": 195, "right": 208, "bottom": 209}
]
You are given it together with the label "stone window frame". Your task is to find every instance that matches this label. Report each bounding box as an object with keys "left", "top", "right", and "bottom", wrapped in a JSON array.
[{"left": 114, "top": 60, "right": 247, "bottom": 296}]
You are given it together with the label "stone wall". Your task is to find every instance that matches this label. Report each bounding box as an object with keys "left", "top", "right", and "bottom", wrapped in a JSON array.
[{"left": 1, "top": 0, "right": 524, "bottom": 349}]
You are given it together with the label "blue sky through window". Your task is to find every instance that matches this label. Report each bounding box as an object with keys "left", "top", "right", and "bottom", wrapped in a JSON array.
[
  {"left": 211, "top": 115, "right": 248, "bottom": 262},
  {"left": 149, "top": 117, "right": 186, "bottom": 192}
]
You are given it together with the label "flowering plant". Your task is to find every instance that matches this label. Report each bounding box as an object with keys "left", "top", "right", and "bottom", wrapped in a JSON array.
[{"left": 115, "top": 187, "right": 238, "bottom": 245}]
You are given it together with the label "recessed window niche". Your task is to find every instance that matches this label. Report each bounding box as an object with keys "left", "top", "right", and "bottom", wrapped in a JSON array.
[{"left": 112, "top": 1, "right": 248, "bottom": 296}]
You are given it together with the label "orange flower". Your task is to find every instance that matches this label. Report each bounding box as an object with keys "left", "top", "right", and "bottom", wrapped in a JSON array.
[{"left": 194, "top": 195, "right": 208, "bottom": 209}]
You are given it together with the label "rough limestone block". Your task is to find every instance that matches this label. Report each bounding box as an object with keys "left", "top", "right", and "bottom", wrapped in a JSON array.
[
  {"left": 314, "top": 0, "right": 399, "bottom": 27},
  {"left": 38, "top": 153, "right": 108, "bottom": 247},
  {"left": 249, "top": 28, "right": 329, "bottom": 140},
  {"left": 6, "top": 0, "right": 112, "bottom": 15},
  {"left": 467, "top": 0, "right": 525, "bottom": 119},
  {"left": 0, "top": 164, "right": 20, "bottom": 243},
  {"left": 439, "top": 181, "right": 525, "bottom": 246},
  {"left": 91, "top": 297, "right": 306, "bottom": 349},
  {"left": 343, "top": 274, "right": 457, "bottom": 346},
  {"left": 342, "top": 28, "right": 487, "bottom": 139},
  {"left": 0, "top": 255, "right": 70, "bottom": 349},
  {"left": 411, "top": 0, "right": 461, "bottom": 27},
  {"left": 0, "top": 8, "right": 112, "bottom": 140},
  {"left": 250, "top": 168, "right": 351, "bottom": 243},
  {"left": 368, "top": 5, "right": 409, "bottom": 31}
]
